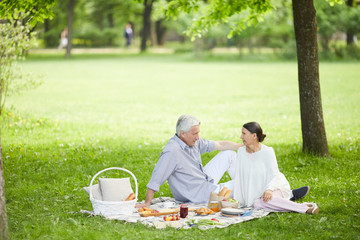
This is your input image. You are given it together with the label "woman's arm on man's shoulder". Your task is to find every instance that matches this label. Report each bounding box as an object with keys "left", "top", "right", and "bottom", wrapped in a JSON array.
[{"left": 214, "top": 141, "right": 243, "bottom": 151}]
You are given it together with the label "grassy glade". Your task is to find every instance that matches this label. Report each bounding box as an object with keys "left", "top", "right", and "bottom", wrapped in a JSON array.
[{"left": 1, "top": 53, "right": 359, "bottom": 239}]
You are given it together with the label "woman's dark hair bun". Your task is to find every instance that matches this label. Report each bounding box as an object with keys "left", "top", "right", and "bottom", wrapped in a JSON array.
[
  {"left": 243, "top": 122, "right": 266, "bottom": 142},
  {"left": 259, "top": 134, "right": 266, "bottom": 142}
]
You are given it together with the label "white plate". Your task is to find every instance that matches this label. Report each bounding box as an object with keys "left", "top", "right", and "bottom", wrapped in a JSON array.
[{"left": 221, "top": 208, "right": 246, "bottom": 215}]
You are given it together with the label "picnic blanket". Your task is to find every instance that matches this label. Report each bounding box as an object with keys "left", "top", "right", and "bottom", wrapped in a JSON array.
[{"left": 79, "top": 197, "right": 272, "bottom": 230}]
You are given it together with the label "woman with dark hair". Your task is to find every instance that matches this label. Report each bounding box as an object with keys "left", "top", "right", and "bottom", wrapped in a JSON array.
[{"left": 233, "top": 122, "right": 319, "bottom": 214}]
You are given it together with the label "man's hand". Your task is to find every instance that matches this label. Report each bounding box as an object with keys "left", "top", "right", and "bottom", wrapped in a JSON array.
[
  {"left": 134, "top": 188, "right": 155, "bottom": 208},
  {"left": 262, "top": 190, "right": 273, "bottom": 202},
  {"left": 135, "top": 202, "right": 150, "bottom": 208}
]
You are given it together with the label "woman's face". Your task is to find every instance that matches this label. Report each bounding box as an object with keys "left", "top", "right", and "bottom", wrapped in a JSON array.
[{"left": 240, "top": 127, "right": 257, "bottom": 146}]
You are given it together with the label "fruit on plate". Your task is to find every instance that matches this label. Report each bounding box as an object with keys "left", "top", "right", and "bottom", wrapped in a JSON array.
[
  {"left": 195, "top": 207, "right": 214, "bottom": 215},
  {"left": 163, "top": 215, "right": 180, "bottom": 221}
]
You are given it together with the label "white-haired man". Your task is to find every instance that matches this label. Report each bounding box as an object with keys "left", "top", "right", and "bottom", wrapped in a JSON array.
[{"left": 136, "top": 115, "right": 309, "bottom": 207}]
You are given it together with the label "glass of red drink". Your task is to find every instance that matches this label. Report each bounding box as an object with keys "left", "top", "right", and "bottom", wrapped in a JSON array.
[{"left": 180, "top": 204, "right": 188, "bottom": 218}]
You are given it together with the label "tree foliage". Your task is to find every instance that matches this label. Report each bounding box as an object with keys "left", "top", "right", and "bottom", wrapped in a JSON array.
[
  {"left": 0, "top": 0, "right": 56, "bottom": 26},
  {"left": 0, "top": 3, "right": 54, "bottom": 238},
  {"left": 158, "top": 0, "right": 329, "bottom": 155},
  {"left": 0, "top": 14, "right": 41, "bottom": 114},
  {"left": 35, "top": 0, "right": 143, "bottom": 48},
  {"left": 161, "top": 0, "right": 273, "bottom": 40}
]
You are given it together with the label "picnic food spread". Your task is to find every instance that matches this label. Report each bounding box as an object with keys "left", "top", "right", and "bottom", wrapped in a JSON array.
[{"left": 138, "top": 206, "right": 199, "bottom": 217}]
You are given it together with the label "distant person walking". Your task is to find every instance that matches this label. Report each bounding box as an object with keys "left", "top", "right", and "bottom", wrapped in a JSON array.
[
  {"left": 58, "top": 27, "right": 68, "bottom": 49},
  {"left": 124, "top": 23, "right": 133, "bottom": 47}
]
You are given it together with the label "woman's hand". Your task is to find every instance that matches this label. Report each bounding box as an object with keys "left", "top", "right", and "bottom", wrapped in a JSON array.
[{"left": 262, "top": 190, "right": 273, "bottom": 202}]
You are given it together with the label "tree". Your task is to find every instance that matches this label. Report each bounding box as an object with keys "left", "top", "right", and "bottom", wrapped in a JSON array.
[
  {"left": 0, "top": 16, "right": 36, "bottom": 240},
  {"left": 155, "top": 19, "right": 167, "bottom": 45},
  {"left": 66, "top": 0, "right": 76, "bottom": 58},
  {"left": 163, "top": 0, "right": 329, "bottom": 156},
  {"left": 0, "top": 0, "right": 55, "bottom": 26},
  {"left": 141, "top": 0, "right": 155, "bottom": 52},
  {"left": 346, "top": 0, "right": 356, "bottom": 45},
  {"left": 0, "top": 2, "right": 55, "bottom": 239},
  {"left": 316, "top": 1, "right": 342, "bottom": 53},
  {"left": 292, "top": 0, "right": 329, "bottom": 156},
  {"left": 344, "top": 0, "right": 360, "bottom": 46}
]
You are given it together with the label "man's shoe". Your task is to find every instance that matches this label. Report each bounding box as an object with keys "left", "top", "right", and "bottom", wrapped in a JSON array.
[{"left": 290, "top": 186, "right": 310, "bottom": 201}]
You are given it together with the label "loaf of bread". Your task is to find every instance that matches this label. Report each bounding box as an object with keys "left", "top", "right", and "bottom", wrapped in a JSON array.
[
  {"left": 125, "top": 192, "right": 136, "bottom": 201},
  {"left": 219, "top": 187, "right": 228, "bottom": 197},
  {"left": 224, "top": 189, "right": 232, "bottom": 198}
]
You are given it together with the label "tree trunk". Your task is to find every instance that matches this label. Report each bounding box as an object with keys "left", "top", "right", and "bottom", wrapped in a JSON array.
[
  {"left": 292, "top": 0, "right": 330, "bottom": 156},
  {"left": 320, "top": 37, "right": 330, "bottom": 53},
  {"left": 155, "top": 19, "right": 167, "bottom": 46},
  {"left": 0, "top": 130, "right": 9, "bottom": 240},
  {"left": 141, "top": 0, "right": 153, "bottom": 52},
  {"left": 44, "top": 19, "right": 51, "bottom": 47},
  {"left": 66, "top": 0, "right": 75, "bottom": 58},
  {"left": 150, "top": 21, "right": 157, "bottom": 47},
  {"left": 346, "top": 0, "right": 355, "bottom": 45},
  {"left": 107, "top": 4, "right": 114, "bottom": 46}
]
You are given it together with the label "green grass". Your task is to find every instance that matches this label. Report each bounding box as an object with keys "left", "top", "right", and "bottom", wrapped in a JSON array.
[{"left": 1, "top": 53, "right": 360, "bottom": 239}]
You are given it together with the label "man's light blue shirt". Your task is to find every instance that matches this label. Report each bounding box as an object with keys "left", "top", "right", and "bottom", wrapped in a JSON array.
[{"left": 147, "top": 135, "right": 217, "bottom": 203}]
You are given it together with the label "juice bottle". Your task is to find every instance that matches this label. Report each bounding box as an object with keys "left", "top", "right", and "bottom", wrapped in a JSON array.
[{"left": 210, "top": 201, "right": 220, "bottom": 212}]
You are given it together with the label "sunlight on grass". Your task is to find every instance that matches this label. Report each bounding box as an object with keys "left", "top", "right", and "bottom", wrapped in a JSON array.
[{"left": 2, "top": 54, "right": 359, "bottom": 239}]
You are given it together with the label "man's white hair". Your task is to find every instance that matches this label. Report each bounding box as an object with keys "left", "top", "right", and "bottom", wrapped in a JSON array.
[{"left": 176, "top": 115, "right": 201, "bottom": 136}]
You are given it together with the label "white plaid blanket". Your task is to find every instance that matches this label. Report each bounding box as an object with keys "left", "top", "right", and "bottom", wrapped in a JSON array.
[{"left": 79, "top": 197, "right": 271, "bottom": 230}]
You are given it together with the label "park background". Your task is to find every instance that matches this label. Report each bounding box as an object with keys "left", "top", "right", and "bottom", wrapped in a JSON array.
[{"left": 1, "top": 0, "right": 360, "bottom": 239}]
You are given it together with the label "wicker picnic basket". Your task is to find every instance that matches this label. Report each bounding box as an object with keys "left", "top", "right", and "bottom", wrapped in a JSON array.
[{"left": 89, "top": 167, "right": 138, "bottom": 217}]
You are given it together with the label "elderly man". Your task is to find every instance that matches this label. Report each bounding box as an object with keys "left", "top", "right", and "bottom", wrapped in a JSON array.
[{"left": 136, "top": 115, "right": 309, "bottom": 207}]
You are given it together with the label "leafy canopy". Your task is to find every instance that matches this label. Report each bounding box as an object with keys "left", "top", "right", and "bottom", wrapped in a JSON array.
[
  {"left": 0, "top": 0, "right": 56, "bottom": 26},
  {"left": 0, "top": 14, "right": 42, "bottom": 113},
  {"left": 158, "top": 0, "right": 273, "bottom": 40}
]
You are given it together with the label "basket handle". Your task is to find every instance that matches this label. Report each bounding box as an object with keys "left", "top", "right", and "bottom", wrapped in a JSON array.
[{"left": 89, "top": 167, "right": 138, "bottom": 201}]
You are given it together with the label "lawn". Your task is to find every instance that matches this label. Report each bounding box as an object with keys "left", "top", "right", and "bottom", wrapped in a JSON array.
[{"left": 1, "top": 53, "right": 359, "bottom": 239}]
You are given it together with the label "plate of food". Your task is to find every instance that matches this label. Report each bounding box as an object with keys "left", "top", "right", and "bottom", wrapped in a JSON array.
[
  {"left": 220, "top": 208, "right": 246, "bottom": 216},
  {"left": 195, "top": 207, "right": 214, "bottom": 216}
]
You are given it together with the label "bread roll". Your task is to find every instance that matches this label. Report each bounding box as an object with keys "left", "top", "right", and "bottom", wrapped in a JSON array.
[
  {"left": 219, "top": 187, "right": 228, "bottom": 197},
  {"left": 125, "top": 192, "right": 136, "bottom": 201},
  {"left": 224, "top": 189, "right": 232, "bottom": 198},
  {"left": 195, "top": 207, "right": 213, "bottom": 215}
]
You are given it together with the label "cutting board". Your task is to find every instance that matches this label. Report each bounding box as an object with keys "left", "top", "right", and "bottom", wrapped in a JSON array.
[
  {"left": 140, "top": 209, "right": 180, "bottom": 217},
  {"left": 139, "top": 208, "right": 197, "bottom": 217}
]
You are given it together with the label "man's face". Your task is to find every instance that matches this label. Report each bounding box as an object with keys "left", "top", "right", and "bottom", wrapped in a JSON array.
[{"left": 180, "top": 125, "right": 200, "bottom": 147}]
